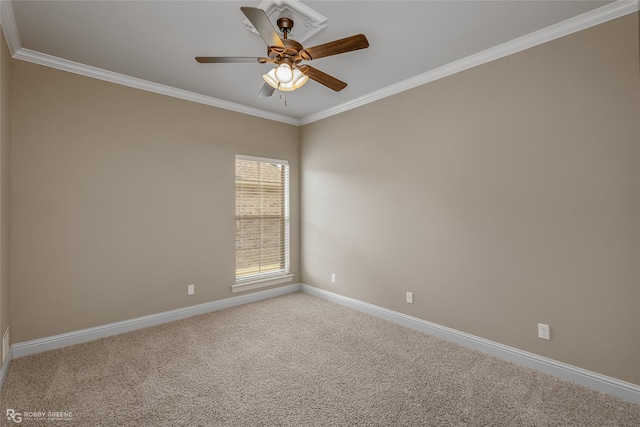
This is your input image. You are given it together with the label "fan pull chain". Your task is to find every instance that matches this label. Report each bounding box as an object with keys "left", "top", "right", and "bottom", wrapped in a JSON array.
[{"left": 279, "top": 91, "right": 287, "bottom": 107}]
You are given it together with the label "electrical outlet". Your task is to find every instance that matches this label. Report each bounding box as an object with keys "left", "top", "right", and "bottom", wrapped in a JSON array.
[
  {"left": 2, "top": 328, "right": 9, "bottom": 364},
  {"left": 538, "top": 323, "right": 550, "bottom": 340},
  {"left": 406, "top": 292, "right": 414, "bottom": 304},
  {"left": 188, "top": 284, "right": 195, "bottom": 295},
  {"left": 331, "top": 273, "right": 336, "bottom": 284}
]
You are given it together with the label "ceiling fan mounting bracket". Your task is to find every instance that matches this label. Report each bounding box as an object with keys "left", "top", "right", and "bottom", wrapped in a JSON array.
[{"left": 276, "top": 17, "right": 294, "bottom": 38}]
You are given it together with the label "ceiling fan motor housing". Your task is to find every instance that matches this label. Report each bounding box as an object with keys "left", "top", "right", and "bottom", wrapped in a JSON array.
[
  {"left": 267, "top": 39, "right": 303, "bottom": 64},
  {"left": 269, "top": 17, "right": 301, "bottom": 65}
]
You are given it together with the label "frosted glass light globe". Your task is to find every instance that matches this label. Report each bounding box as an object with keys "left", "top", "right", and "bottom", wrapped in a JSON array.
[
  {"left": 263, "top": 66, "right": 309, "bottom": 91},
  {"left": 275, "top": 63, "right": 294, "bottom": 83},
  {"left": 278, "top": 68, "right": 309, "bottom": 91}
]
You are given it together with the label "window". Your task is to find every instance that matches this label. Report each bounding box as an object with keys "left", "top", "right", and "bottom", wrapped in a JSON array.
[{"left": 234, "top": 155, "right": 292, "bottom": 292}]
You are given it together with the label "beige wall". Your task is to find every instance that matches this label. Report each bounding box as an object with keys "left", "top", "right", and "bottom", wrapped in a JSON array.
[
  {"left": 301, "top": 13, "right": 640, "bottom": 385},
  {"left": 0, "top": 28, "right": 11, "bottom": 368},
  {"left": 11, "top": 61, "right": 299, "bottom": 343},
  {"left": 6, "top": 9, "right": 639, "bottom": 386}
]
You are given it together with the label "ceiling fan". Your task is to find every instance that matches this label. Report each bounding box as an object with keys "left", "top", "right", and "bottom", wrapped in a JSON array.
[{"left": 195, "top": 6, "right": 369, "bottom": 97}]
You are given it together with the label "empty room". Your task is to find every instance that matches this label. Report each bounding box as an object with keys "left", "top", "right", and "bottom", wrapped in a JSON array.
[{"left": 0, "top": 0, "right": 639, "bottom": 425}]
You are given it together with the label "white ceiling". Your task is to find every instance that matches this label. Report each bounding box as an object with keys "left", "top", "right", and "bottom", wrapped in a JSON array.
[{"left": 3, "top": 0, "right": 636, "bottom": 125}]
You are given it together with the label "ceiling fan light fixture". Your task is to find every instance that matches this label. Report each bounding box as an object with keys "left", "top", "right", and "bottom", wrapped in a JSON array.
[
  {"left": 281, "top": 67, "right": 309, "bottom": 91},
  {"left": 263, "top": 66, "right": 309, "bottom": 92},
  {"left": 263, "top": 68, "right": 279, "bottom": 89},
  {"left": 275, "top": 63, "right": 294, "bottom": 83}
]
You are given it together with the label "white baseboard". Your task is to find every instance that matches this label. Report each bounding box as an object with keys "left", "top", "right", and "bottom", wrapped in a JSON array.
[
  {"left": 12, "top": 283, "right": 302, "bottom": 359},
  {"left": 0, "top": 347, "right": 13, "bottom": 392},
  {"left": 7, "top": 282, "right": 638, "bottom": 404},
  {"left": 301, "top": 284, "right": 640, "bottom": 405}
]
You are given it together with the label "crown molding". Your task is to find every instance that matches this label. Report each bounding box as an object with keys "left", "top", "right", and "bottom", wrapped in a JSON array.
[
  {"left": 2, "top": 0, "right": 637, "bottom": 127},
  {"left": 299, "top": 0, "right": 639, "bottom": 125},
  {"left": 13, "top": 48, "right": 301, "bottom": 126},
  {"left": 0, "top": 0, "right": 21, "bottom": 55}
]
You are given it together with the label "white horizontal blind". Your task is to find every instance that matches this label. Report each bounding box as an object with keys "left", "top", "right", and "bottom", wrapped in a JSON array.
[{"left": 235, "top": 155, "right": 290, "bottom": 283}]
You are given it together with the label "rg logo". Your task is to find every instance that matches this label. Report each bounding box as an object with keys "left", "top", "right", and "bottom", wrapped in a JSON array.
[{"left": 6, "top": 409, "right": 22, "bottom": 423}]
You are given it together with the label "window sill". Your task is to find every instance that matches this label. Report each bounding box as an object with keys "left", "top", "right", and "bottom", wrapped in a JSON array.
[{"left": 232, "top": 274, "right": 295, "bottom": 293}]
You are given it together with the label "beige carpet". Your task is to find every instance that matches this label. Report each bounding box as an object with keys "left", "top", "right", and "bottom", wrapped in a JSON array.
[{"left": 1, "top": 292, "right": 639, "bottom": 426}]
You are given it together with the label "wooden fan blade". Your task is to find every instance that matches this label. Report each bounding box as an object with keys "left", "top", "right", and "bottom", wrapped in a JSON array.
[
  {"left": 240, "top": 6, "right": 284, "bottom": 48},
  {"left": 299, "top": 34, "right": 369, "bottom": 61},
  {"left": 299, "top": 65, "right": 347, "bottom": 92},
  {"left": 195, "top": 57, "right": 264, "bottom": 63},
  {"left": 258, "top": 83, "right": 276, "bottom": 97}
]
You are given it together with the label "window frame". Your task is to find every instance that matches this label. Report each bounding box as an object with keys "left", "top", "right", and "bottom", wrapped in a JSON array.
[{"left": 232, "top": 154, "right": 293, "bottom": 293}]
